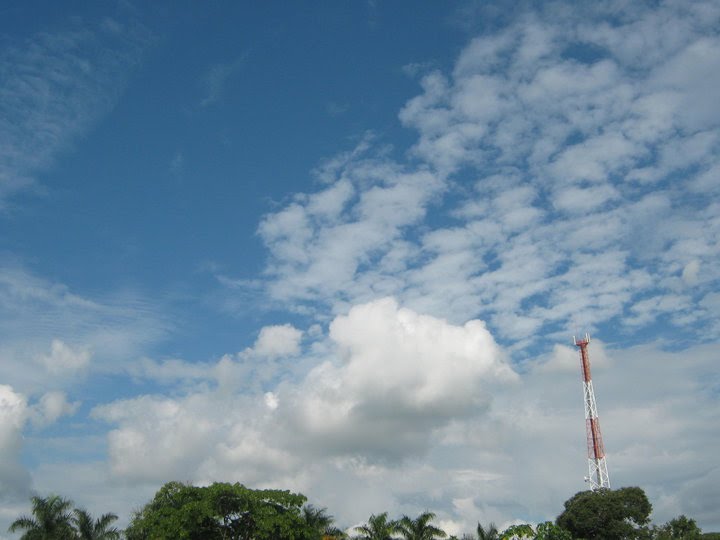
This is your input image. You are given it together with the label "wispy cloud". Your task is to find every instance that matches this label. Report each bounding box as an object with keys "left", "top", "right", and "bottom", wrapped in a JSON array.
[
  {"left": 0, "top": 17, "right": 150, "bottom": 209},
  {"left": 0, "top": 264, "right": 170, "bottom": 394},
  {"left": 199, "top": 56, "right": 247, "bottom": 107}
]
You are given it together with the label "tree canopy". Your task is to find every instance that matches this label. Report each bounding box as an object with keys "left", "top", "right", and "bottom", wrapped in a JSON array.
[
  {"left": 8, "top": 484, "right": 716, "bottom": 540},
  {"left": 8, "top": 495, "right": 76, "bottom": 540},
  {"left": 354, "top": 512, "right": 401, "bottom": 540},
  {"left": 124, "top": 481, "right": 314, "bottom": 540},
  {"left": 397, "top": 511, "right": 447, "bottom": 540},
  {"left": 556, "top": 487, "right": 653, "bottom": 540}
]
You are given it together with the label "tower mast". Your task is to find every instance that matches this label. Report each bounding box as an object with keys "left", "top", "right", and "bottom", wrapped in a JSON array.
[{"left": 573, "top": 334, "right": 610, "bottom": 490}]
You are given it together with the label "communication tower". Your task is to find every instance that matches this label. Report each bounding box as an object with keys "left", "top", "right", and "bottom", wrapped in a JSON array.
[{"left": 573, "top": 334, "right": 610, "bottom": 490}]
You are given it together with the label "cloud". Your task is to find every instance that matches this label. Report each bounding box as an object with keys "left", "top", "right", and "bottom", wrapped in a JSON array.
[
  {"left": 4, "top": 1, "right": 720, "bottom": 535},
  {"left": 93, "top": 298, "right": 514, "bottom": 481},
  {"left": 252, "top": 324, "right": 303, "bottom": 358},
  {"left": 280, "top": 298, "right": 515, "bottom": 461},
  {"left": 0, "top": 16, "right": 149, "bottom": 208},
  {"left": 0, "top": 385, "right": 30, "bottom": 502},
  {"left": 39, "top": 340, "right": 91, "bottom": 374},
  {"left": 200, "top": 57, "right": 247, "bottom": 107},
  {"left": 257, "top": 143, "right": 445, "bottom": 312},
  {"left": 90, "top": 300, "right": 720, "bottom": 530},
  {"left": 27, "top": 391, "right": 81, "bottom": 429},
  {"left": 0, "top": 264, "right": 168, "bottom": 393},
  {"left": 249, "top": 0, "right": 720, "bottom": 349}
]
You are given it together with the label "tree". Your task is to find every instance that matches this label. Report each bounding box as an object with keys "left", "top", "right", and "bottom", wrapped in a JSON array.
[
  {"left": 302, "top": 505, "right": 345, "bottom": 540},
  {"left": 8, "top": 495, "right": 75, "bottom": 540},
  {"left": 354, "top": 513, "right": 401, "bottom": 540},
  {"left": 534, "top": 522, "right": 571, "bottom": 540},
  {"left": 397, "top": 511, "right": 447, "bottom": 540},
  {"left": 72, "top": 509, "right": 120, "bottom": 540},
  {"left": 477, "top": 523, "right": 500, "bottom": 540},
  {"left": 124, "top": 481, "right": 314, "bottom": 540},
  {"left": 556, "top": 487, "right": 652, "bottom": 540},
  {"left": 500, "top": 524, "right": 534, "bottom": 540},
  {"left": 655, "top": 516, "right": 702, "bottom": 540}
]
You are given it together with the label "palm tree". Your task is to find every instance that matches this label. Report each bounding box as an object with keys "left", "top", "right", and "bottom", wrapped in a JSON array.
[
  {"left": 8, "top": 495, "right": 75, "bottom": 540},
  {"left": 354, "top": 512, "right": 401, "bottom": 540},
  {"left": 476, "top": 523, "right": 499, "bottom": 540},
  {"left": 72, "top": 508, "right": 120, "bottom": 540},
  {"left": 397, "top": 512, "right": 446, "bottom": 540},
  {"left": 303, "top": 505, "right": 341, "bottom": 540}
]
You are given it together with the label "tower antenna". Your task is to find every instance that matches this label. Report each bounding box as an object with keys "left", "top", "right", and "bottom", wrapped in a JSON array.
[{"left": 573, "top": 334, "right": 610, "bottom": 490}]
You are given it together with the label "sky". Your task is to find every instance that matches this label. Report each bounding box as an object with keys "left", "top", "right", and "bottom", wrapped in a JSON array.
[{"left": 1, "top": 0, "right": 719, "bottom": 536}]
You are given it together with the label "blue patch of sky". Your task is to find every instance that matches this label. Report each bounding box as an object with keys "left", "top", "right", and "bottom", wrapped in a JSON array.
[
  {"left": 3, "top": 2, "right": 468, "bottom": 289},
  {"left": 560, "top": 42, "right": 610, "bottom": 64}
]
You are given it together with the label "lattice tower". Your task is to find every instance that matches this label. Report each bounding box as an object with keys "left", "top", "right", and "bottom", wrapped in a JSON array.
[{"left": 573, "top": 334, "right": 610, "bottom": 490}]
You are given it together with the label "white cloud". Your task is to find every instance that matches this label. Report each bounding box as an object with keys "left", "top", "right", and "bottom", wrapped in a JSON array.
[
  {"left": 89, "top": 300, "right": 720, "bottom": 530},
  {"left": 0, "top": 264, "right": 168, "bottom": 393},
  {"left": 91, "top": 299, "right": 515, "bottom": 494},
  {"left": 3, "top": 1, "right": 720, "bottom": 535},
  {"left": 681, "top": 260, "right": 700, "bottom": 285},
  {"left": 39, "top": 340, "right": 91, "bottom": 374},
  {"left": 280, "top": 298, "right": 516, "bottom": 461},
  {"left": 246, "top": 0, "right": 720, "bottom": 348},
  {"left": 31, "top": 391, "right": 80, "bottom": 426},
  {"left": 252, "top": 324, "right": 303, "bottom": 358}
]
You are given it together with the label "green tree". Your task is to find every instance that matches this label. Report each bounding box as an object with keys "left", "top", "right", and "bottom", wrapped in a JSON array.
[
  {"left": 534, "top": 522, "right": 571, "bottom": 540},
  {"left": 8, "top": 495, "right": 76, "bottom": 540},
  {"left": 655, "top": 516, "right": 702, "bottom": 540},
  {"left": 500, "top": 524, "right": 535, "bottom": 540},
  {"left": 124, "top": 481, "right": 314, "bottom": 540},
  {"left": 556, "top": 487, "right": 652, "bottom": 540},
  {"left": 71, "top": 509, "right": 120, "bottom": 540},
  {"left": 397, "top": 511, "right": 447, "bottom": 540},
  {"left": 302, "top": 505, "right": 345, "bottom": 540},
  {"left": 354, "top": 513, "right": 401, "bottom": 540}
]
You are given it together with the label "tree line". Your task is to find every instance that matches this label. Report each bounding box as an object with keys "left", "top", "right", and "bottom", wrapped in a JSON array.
[{"left": 8, "top": 481, "right": 715, "bottom": 540}]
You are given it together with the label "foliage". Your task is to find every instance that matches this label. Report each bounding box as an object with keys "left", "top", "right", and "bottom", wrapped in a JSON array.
[
  {"left": 8, "top": 495, "right": 76, "bottom": 540},
  {"left": 534, "top": 522, "right": 571, "bottom": 540},
  {"left": 124, "top": 481, "right": 313, "bottom": 540},
  {"left": 556, "top": 487, "right": 652, "bottom": 540},
  {"left": 477, "top": 523, "right": 500, "bottom": 540},
  {"left": 71, "top": 509, "right": 120, "bottom": 540},
  {"left": 302, "top": 505, "right": 345, "bottom": 540},
  {"left": 7, "top": 484, "right": 711, "bottom": 540},
  {"left": 500, "top": 524, "right": 535, "bottom": 540},
  {"left": 397, "top": 511, "right": 447, "bottom": 540},
  {"left": 654, "top": 516, "right": 702, "bottom": 540},
  {"left": 354, "top": 512, "right": 401, "bottom": 540}
]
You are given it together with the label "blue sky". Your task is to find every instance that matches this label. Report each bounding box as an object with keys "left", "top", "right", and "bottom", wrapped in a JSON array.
[{"left": 1, "top": 0, "right": 719, "bottom": 536}]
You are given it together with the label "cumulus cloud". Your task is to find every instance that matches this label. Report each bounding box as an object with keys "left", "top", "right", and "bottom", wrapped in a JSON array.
[
  {"left": 252, "top": 324, "right": 303, "bottom": 358},
  {"left": 281, "top": 298, "right": 515, "bottom": 461},
  {"left": 93, "top": 299, "right": 513, "bottom": 483},
  {"left": 30, "top": 391, "right": 80, "bottom": 426},
  {"left": 39, "top": 340, "right": 91, "bottom": 374},
  {"left": 90, "top": 300, "right": 720, "bottom": 530}
]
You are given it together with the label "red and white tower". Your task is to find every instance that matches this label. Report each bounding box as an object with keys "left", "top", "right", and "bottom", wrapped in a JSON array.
[{"left": 573, "top": 334, "right": 610, "bottom": 490}]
